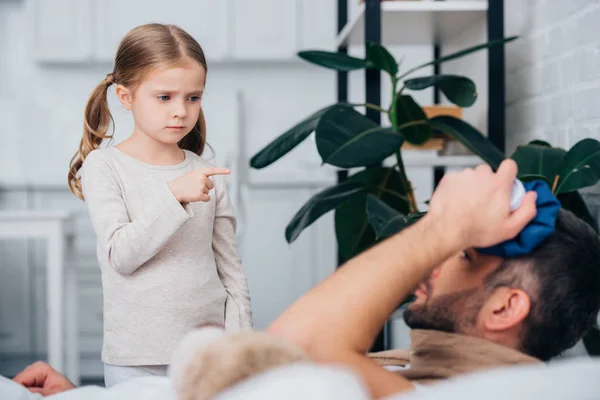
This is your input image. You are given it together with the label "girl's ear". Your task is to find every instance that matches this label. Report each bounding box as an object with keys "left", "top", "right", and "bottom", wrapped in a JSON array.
[{"left": 115, "top": 84, "right": 133, "bottom": 110}]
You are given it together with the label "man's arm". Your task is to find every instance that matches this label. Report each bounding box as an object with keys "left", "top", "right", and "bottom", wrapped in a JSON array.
[
  {"left": 268, "top": 208, "right": 462, "bottom": 396},
  {"left": 268, "top": 161, "right": 537, "bottom": 398}
]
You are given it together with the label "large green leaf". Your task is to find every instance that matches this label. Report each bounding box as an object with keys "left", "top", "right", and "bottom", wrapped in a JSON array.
[
  {"left": 298, "top": 50, "right": 370, "bottom": 71},
  {"left": 394, "top": 95, "right": 432, "bottom": 145},
  {"left": 518, "top": 174, "right": 553, "bottom": 186},
  {"left": 250, "top": 105, "right": 336, "bottom": 169},
  {"left": 510, "top": 144, "right": 566, "bottom": 184},
  {"left": 366, "top": 41, "right": 398, "bottom": 76},
  {"left": 366, "top": 194, "right": 405, "bottom": 240},
  {"left": 335, "top": 168, "right": 410, "bottom": 261},
  {"left": 556, "top": 138, "right": 600, "bottom": 194},
  {"left": 429, "top": 116, "right": 505, "bottom": 170},
  {"left": 400, "top": 36, "right": 518, "bottom": 78},
  {"left": 557, "top": 191, "right": 598, "bottom": 233},
  {"left": 366, "top": 195, "right": 425, "bottom": 240},
  {"left": 285, "top": 181, "right": 365, "bottom": 243},
  {"left": 404, "top": 75, "right": 477, "bottom": 107},
  {"left": 528, "top": 139, "right": 552, "bottom": 147},
  {"left": 316, "top": 105, "right": 404, "bottom": 168}
]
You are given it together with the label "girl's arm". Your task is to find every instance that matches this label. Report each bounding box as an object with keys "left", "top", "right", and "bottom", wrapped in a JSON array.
[
  {"left": 81, "top": 151, "right": 193, "bottom": 275},
  {"left": 212, "top": 174, "right": 253, "bottom": 329}
]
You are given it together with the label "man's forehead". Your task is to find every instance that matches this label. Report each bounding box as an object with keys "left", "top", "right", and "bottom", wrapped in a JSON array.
[{"left": 470, "top": 248, "right": 504, "bottom": 269}]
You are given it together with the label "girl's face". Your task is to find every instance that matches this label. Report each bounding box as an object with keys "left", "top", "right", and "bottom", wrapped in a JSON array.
[{"left": 118, "top": 57, "right": 206, "bottom": 146}]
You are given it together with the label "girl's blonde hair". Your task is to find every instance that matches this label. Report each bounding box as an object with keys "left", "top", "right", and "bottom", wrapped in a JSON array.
[{"left": 68, "top": 23, "right": 208, "bottom": 200}]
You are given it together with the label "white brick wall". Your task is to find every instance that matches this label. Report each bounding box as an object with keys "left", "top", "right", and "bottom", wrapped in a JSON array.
[
  {"left": 505, "top": 1, "right": 600, "bottom": 350},
  {"left": 505, "top": 0, "right": 600, "bottom": 156}
]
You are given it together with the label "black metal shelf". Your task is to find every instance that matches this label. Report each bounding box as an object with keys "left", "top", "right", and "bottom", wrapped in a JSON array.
[{"left": 335, "top": 0, "right": 506, "bottom": 352}]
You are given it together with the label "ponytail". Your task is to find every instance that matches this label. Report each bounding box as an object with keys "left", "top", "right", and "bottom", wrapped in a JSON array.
[{"left": 68, "top": 74, "right": 115, "bottom": 200}]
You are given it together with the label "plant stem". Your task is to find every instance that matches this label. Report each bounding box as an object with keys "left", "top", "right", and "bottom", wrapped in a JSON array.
[
  {"left": 397, "top": 65, "right": 421, "bottom": 81},
  {"left": 397, "top": 120, "right": 429, "bottom": 130},
  {"left": 350, "top": 103, "right": 389, "bottom": 114},
  {"left": 389, "top": 76, "right": 418, "bottom": 213},
  {"left": 375, "top": 187, "right": 409, "bottom": 202},
  {"left": 552, "top": 175, "right": 560, "bottom": 193}
]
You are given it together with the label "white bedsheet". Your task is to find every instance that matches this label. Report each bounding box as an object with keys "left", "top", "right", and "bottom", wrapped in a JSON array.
[
  {"left": 2, "top": 357, "right": 600, "bottom": 400},
  {"left": 0, "top": 376, "right": 176, "bottom": 400},
  {"left": 384, "top": 357, "right": 600, "bottom": 400}
]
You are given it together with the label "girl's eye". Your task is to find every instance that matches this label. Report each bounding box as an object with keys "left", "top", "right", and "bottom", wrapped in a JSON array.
[
  {"left": 189, "top": 96, "right": 200, "bottom": 102},
  {"left": 158, "top": 95, "right": 170, "bottom": 101},
  {"left": 461, "top": 251, "right": 472, "bottom": 262}
]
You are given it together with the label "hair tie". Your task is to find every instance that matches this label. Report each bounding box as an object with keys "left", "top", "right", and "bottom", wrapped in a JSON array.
[{"left": 105, "top": 73, "right": 115, "bottom": 85}]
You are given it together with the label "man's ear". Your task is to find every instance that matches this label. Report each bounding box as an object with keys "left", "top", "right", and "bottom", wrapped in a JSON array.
[
  {"left": 483, "top": 287, "right": 531, "bottom": 332},
  {"left": 115, "top": 84, "right": 133, "bottom": 110}
]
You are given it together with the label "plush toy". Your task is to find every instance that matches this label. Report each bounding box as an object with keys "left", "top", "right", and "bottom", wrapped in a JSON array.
[{"left": 168, "top": 325, "right": 310, "bottom": 400}]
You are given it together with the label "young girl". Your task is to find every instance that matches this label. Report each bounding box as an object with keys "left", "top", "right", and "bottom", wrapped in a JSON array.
[{"left": 67, "top": 23, "right": 253, "bottom": 387}]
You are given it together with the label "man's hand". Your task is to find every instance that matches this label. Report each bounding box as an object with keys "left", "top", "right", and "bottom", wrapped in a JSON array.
[
  {"left": 13, "top": 361, "right": 76, "bottom": 396},
  {"left": 427, "top": 159, "right": 538, "bottom": 249}
]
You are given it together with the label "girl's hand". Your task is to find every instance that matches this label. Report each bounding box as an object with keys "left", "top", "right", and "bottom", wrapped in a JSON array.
[{"left": 168, "top": 167, "right": 230, "bottom": 203}]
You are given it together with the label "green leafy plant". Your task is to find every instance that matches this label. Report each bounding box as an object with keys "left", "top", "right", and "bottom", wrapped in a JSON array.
[
  {"left": 250, "top": 37, "right": 515, "bottom": 261},
  {"left": 250, "top": 38, "right": 600, "bottom": 355},
  {"left": 367, "top": 138, "right": 600, "bottom": 239}
]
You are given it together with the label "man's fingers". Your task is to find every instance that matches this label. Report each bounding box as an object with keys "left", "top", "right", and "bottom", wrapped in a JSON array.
[
  {"left": 475, "top": 163, "right": 492, "bottom": 174},
  {"left": 201, "top": 168, "right": 230, "bottom": 177},
  {"left": 504, "top": 191, "right": 537, "bottom": 238},
  {"left": 495, "top": 159, "right": 518, "bottom": 187}
]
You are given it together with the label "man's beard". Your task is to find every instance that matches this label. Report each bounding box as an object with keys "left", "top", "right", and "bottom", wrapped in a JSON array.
[{"left": 403, "top": 287, "right": 486, "bottom": 334}]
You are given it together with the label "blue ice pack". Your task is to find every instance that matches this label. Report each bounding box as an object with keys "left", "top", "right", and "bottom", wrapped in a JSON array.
[{"left": 478, "top": 180, "right": 561, "bottom": 258}]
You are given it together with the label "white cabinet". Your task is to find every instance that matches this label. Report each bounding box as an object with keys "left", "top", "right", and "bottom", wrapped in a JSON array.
[
  {"left": 30, "top": 0, "right": 93, "bottom": 62},
  {"left": 231, "top": 0, "right": 299, "bottom": 60},
  {"left": 94, "top": 0, "right": 230, "bottom": 62},
  {"left": 0, "top": 240, "right": 31, "bottom": 354},
  {"left": 30, "top": 0, "right": 337, "bottom": 64},
  {"left": 0, "top": 192, "right": 31, "bottom": 355},
  {"left": 29, "top": 191, "right": 102, "bottom": 358},
  {"left": 33, "top": 271, "right": 103, "bottom": 356}
]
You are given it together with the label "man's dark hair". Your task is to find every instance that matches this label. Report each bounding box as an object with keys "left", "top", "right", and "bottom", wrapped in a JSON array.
[{"left": 485, "top": 208, "right": 600, "bottom": 361}]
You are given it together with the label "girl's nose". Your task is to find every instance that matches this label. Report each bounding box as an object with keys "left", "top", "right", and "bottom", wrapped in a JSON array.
[{"left": 173, "top": 101, "right": 187, "bottom": 118}]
